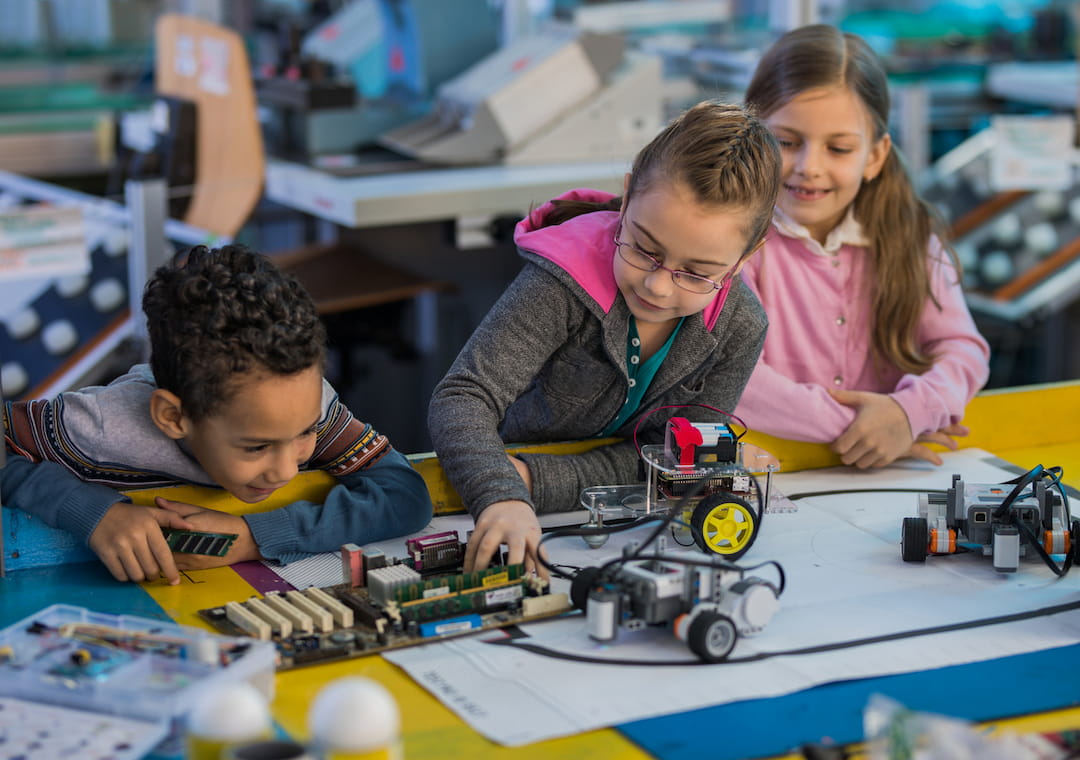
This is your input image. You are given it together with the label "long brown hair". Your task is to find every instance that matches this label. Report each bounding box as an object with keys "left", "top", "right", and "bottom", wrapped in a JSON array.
[
  {"left": 541, "top": 100, "right": 781, "bottom": 259},
  {"left": 745, "top": 23, "right": 955, "bottom": 375}
]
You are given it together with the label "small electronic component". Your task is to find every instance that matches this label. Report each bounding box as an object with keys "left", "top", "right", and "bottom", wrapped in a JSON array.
[
  {"left": 262, "top": 592, "right": 314, "bottom": 634},
  {"left": 664, "top": 417, "right": 737, "bottom": 467},
  {"left": 284, "top": 590, "right": 334, "bottom": 633},
  {"left": 225, "top": 601, "right": 272, "bottom": 640},
  {"left": 341, "top": 543, "right": 364, "bottom": 587},
  {"left": 162, "top": 528, "right": 239, "bottom": 556},
  {"left": 367, "top": 564, "right": 422, "bottom": 605},
  {"left": 245, "top": 597, "right": 293, "bottom": 638},
  {"left": 405, "top": 531, "right": 465, "bottom": 572}
]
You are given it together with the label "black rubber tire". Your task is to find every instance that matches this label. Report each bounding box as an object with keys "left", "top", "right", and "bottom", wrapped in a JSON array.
[
  {"left": 901, "top": 517, "right": 929, "bottom": 562},
  {"left": 570, "top": 566, "right": 603, "bottom": 612},
  {"left": 687, "top": 611, "right": 738, "bottom": 663}
]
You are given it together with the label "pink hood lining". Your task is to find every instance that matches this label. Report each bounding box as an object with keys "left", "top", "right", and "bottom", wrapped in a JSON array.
[{"left": 513, "top": 189, "right": 730, "bottom": 331}]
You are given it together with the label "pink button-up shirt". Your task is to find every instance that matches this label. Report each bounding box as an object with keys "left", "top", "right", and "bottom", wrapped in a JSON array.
[{"left": 735, "top": 209, "right": 990, "bottom": 443}]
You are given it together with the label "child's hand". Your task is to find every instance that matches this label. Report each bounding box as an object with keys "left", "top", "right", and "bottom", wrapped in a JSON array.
[
  {"left": 907, "top": 422, "right": 970, "bottom": 466},
  {"left": 464, "top": 500, "right": 548, "bottom": 579},
  {"left": 88, "top": 502, "right": 195, "bottom": 585},
  {"left": 154, "top": 497, "right": 262, "bottom": 569},
  {"left": 829, "top": 388, "right": 915, "bottom": 469}
]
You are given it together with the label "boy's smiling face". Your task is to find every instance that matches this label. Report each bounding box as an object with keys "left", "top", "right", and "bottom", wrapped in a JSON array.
[{"left": 153, "top": 365, "right": 324, "bottom": 503}]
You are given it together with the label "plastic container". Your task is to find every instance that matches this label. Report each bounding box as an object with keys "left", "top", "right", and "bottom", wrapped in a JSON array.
[{"left": 0, "top": 603, "right": 277, "bottom": 757}]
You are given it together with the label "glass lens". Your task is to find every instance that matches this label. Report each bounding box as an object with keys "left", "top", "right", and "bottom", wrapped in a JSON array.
[
  {"left": 672, "top": 271, "right": 718, "bottom": 294},
  {"left": 617, "top": 242, "right": 659, "bottom": 272}
]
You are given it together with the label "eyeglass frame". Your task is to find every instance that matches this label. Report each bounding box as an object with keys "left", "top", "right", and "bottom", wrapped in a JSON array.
[{"left": 612, "top": 228, "right": 730, "bottom": 295}]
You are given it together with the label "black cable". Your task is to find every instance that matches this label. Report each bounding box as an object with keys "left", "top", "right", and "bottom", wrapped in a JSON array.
[
  {"left": 993, "top": 464, "right": 1044, "bottom": 520},
  {"left": 990, "top": 464, "right": 1075, "bottom": 577},
  {"left": 537, "top": 515, "right": 671, "bottom": 581},
  {"left": 786, "top": 488, "right": 946, "bottom": 501},
  {"left": 486, "top": 594, "right": 1080, "bottom": 667},
  {"left": 619, "top": 552, "right": 786, "bottom": 595}
]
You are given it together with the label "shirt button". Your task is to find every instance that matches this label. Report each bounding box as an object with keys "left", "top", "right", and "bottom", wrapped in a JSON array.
[
  {"left": 631, "top": 337, "right": 641, "bottom": 347},
  {"left": 628, "top": 378, "right": 637, "bottom": 388},
  {"left": 630, "top": 355, "right": 640, "bottom": 365},
  {"left": 833, "top": 375, "right": 843, "bottom": 386},
  {"left": 832, "top": 259, "right": 841, "bottom": 267},
  {"left": 835, "top": 315, "right": 846, "bottom": 325}
]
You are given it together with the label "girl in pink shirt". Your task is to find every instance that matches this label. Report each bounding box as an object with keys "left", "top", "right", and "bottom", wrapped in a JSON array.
[{"left": 734, "top": 24, "right": 990, "bottom": 468}]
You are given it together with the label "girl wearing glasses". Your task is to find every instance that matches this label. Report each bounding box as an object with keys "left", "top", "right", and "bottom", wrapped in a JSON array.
[
  {"left": 429, "top": 101, "right": 781, "bottom": 576},
  {"left": 733, "top": 25, "right": 989, "bottom": 470}
]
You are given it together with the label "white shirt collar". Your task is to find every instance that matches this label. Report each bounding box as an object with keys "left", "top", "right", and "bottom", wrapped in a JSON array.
[{"left": 772, "top": 206, "right": 868, "bottom": 256}]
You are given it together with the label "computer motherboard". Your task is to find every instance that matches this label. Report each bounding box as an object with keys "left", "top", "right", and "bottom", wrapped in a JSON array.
[{"left": 197, "top": 530, "right": 571, "bottom": 670}]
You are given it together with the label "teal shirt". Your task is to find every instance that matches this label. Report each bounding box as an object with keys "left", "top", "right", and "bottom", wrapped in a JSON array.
[{"left": 600, "top": 317, "right": 686, "bottom": 437}]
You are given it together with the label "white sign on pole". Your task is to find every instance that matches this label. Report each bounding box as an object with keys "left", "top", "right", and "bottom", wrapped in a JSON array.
[
  {"left": 0, "top": 206, "right": 89, "bottom": 283},
  {"left": 990, "top": 114, "right": 1075, "bottom": 191}
]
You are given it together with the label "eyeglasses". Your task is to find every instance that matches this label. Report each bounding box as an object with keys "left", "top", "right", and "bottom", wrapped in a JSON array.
[{"left": 613, "top": 232, "right": 725, "bottom": 295}]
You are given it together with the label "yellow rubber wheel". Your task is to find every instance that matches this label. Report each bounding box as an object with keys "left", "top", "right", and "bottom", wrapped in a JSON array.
[{"left": 691, "top": 493, "right": 758, "bottom": 559}]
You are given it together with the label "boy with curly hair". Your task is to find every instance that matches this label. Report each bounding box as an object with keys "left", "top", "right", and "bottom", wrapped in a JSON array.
[{"left": 3, "top": 244, "right": 432, "bottom": 584}]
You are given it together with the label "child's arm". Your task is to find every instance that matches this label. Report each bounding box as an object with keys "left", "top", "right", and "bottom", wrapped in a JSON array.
[
  {"left": 460, "top": 455, "right": 547, "bottom": 577},
  {"left": 241, "top": 448, "right": 431, "bottom": 564},
  {"left": 829, "top": 246, "right": 989, "bottom": 467},
  {"left": 736, "top": 240, "right": 989, "bottom": 450},
  {"left": 88, "top": 502, "right": 193, "bottom": 583},
  {"left": 429, "top": 266, "right": 579, "bottom": 518},
  {"left": 735, "top": 361, "right": 859, "bottom": 442},
  {"left": 1, "top": 453, "right": 189, "bottom": 583},
  {"left": 465, "top": 500, "right": 547, "bottom": 578},
  {"left": 155, "top": 447, "right": 431, "bottom": 569},
  {"left": 886, "top": 244, "right": 990, "bottom": 439}
]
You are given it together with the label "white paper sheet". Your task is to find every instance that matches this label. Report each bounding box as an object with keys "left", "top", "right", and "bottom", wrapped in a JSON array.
[{"left": 383, "top": 449, "right": 1080, "bottom": 746}]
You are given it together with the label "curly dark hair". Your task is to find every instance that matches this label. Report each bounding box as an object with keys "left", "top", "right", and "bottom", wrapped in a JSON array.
[{"left": 143, "top": 243, "right": 326, "bottom": 420}]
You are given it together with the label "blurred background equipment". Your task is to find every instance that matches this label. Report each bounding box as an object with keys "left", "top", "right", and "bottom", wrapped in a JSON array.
[{"left": 0, "top": 0, "right": 1079, "bottom": 450}]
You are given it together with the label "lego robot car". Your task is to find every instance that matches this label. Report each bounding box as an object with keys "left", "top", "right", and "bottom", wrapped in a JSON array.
[
  {"left": 570, "top": 546, "right": 783, "bottom": 663},
  {"left": 901, "top": 466, "right": 1076, "bottom": 574},
  {"left": 579, "top": 417, "right": 773, "bottom": 560}
]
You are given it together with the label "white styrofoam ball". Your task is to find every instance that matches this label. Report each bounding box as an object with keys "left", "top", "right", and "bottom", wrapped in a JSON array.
[
  {"left": 990, "top": 213, "right": 1022, "bottom": 247},
  {"left": 966, "top": 171, "right": 993, "bottom": 199},
  {"left": 1, "top": 362, "right": 29, "bottom": 398},
  {"left": 308, "top": 677, "right": 400, "bottom": 753},
  {"left": 56, "top": 274, "right": 89, "bottom": 298},
  {"left": 937, "top": 170, "right": 960, "bottom": 192},
  {"left": 103, "top": 228, "right": 130, "bottom": 257},
  {"left": 41, "top": 319, "right": 78, "bottom": 355},
  {"left": 5, "top": 307, "right": 40, "bottom": 340},
  {"left": 953, "top": 240, "right": 978, "bottom": 271},
  {"left": 980, "top": 250, "right": 1014, "bottom": 286},
  {"left": 90, "top": 278, "right": 126, "bottom": 313},
  {"left": 1024, "top": 221, "right": 1059, "bottom": 256},
  {"left": 1032, "top": 189, "right": 1066, "bottom": 219},
  {"left": 186, "top": 681, "right": 271, "bottom": 743}
]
